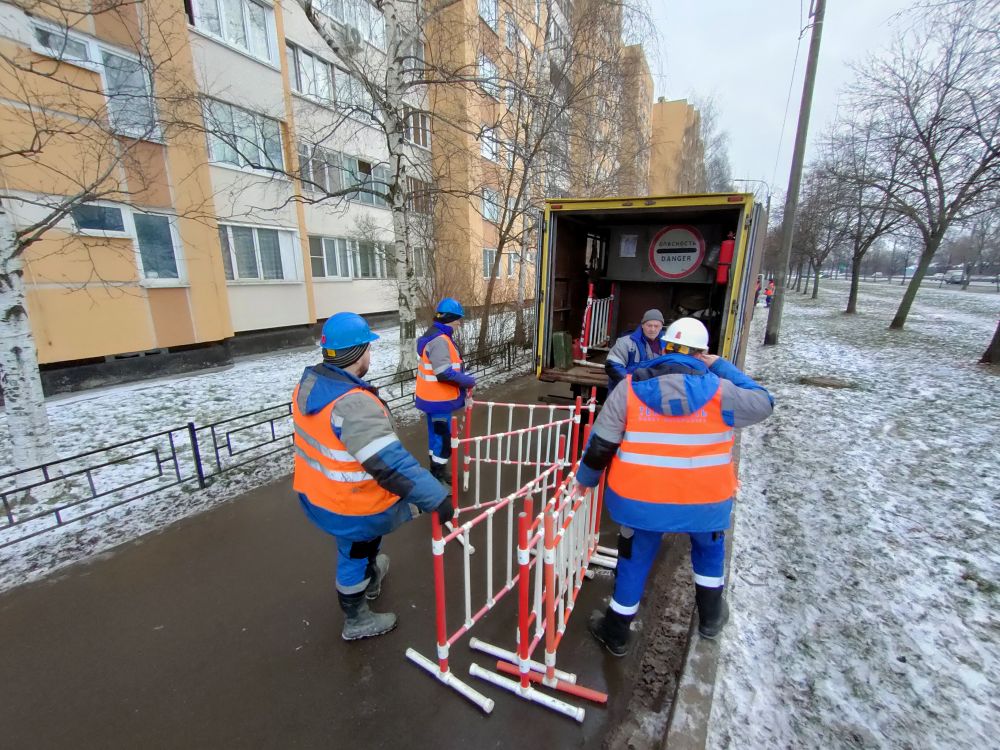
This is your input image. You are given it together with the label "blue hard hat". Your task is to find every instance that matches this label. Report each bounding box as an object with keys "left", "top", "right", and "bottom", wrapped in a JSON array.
[
  {"left": 436, "top": 297, "right": 464, "bottom": 317},
  {"left": 320, "top": 312, "right": 380, "bottom": 351}
]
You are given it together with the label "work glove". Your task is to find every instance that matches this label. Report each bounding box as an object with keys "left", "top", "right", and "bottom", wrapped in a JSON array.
[{"left": 436, "top": 496, "right": 455, "bottom": 526}]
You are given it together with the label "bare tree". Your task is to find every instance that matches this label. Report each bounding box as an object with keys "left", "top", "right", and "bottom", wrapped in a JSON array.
[
  {"left": 843, "top": 0, "right": 1000, "bottom": 328},
  {"left": 692, "top": 96, "right": 733, "bottom": 192},
  {"left": 446, "top": 0, "right": 655, "bottom": 355},
  {"left": 0, "top": 1, "right": 202, "bottom": 470},
  {"left": 825, "top": 120, "right": 904, "bottom": 314},
  {"left": 796, "top": 166, "right": 851, "bottom": 299}
]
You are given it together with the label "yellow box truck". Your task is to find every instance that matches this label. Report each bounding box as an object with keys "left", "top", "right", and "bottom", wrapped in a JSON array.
[{"left": 534, "top": 193, "right": 766, "bottom": 395}]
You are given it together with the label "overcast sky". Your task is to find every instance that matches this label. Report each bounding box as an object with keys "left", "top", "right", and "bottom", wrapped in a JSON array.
[{"left": 650, "top": 0, "right": 915, "bottom": 200}]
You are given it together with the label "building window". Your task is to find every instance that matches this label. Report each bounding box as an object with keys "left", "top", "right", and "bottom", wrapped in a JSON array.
[
  {"left": 478, "top": 54, "right": 499, "bottom": 98},
  {"left": 71, "top": 204, "right": 126, "bottom": 234},
  {"left": 345, "top": 158, "right": 391, "bottom": 207},
  {"left": 218, "top": 223, "right": 295, "bottom": 281},
  {"left": 204, "top": 99, "right": 284, "bottom": 171},
  {"left": 133, "top": 213, "right": 180, "bottom": 280},
  {"left": 413, "top": 246, "right": 430, "bottom": 277},
  {"left": 287, "top": 43, "right": 334, "bottom": 104},
  {"left": 315, "top": 0, "right": 386, "bottom": 51},
  {"left": 31, "top": 22, "right": 157, "bottom": 138},
  {"left": 482, "top": 247, "right": 500, "bottom": 278},
  {"left": 309, "top": 236, "right": 352, "bottom": 278},
  {"left": 70, "top": 203, "right": 181, "bottom": 281},
  {"left": 480, "top": 127, "right": 499, "bottom": 162},
  {"left": 508, "top": 251, "right": 520, "bottom": 277},
  {"left": 190, "top": 0, "right": 277, "bottom": 64},
  {"left": 535, "top": 0, "right": 541, "bottom": 25},
  {"left": 336, "top": 70, "right": 379, "bottom": 124},
  {"left": 478, "top": 0, "right": 498, "bottom": 32},
  {"left": 100, "top": 50, "right": 157, "bottom": 138},
  {"left": 352, "top": 240, "right": 394, "bottom": 279},
  {"left": 32, "top": 23, "right": 91, "bottom": 64},
  {"left": 504, "top": 137, "right": 516, "bottom": 168},
  {"left": 298, "top": 142, "right": 345, "bottom": 194},
  {"left": 404, "top": 108, "right": 432, "bottom": 149},
  {"left": 407, "top": 177, "right": 433, "bottom": 214},
  {"left": 505, "top": 13, "right": 518, "bottom": 49},
  {"left": 403, "top": 39, "right": 425, "bottom": 75},
  {"left": 481, "top": 187, "right": 501, "bottom": 223}
]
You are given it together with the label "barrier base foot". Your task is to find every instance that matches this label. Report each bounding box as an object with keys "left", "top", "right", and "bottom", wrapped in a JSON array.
[
  {"left": 406, "top": 648, "right": 495, "bottom": 713},
  {"left": 469, "top": 662, "right": 585, "bottom": 722},
  {"left": 493, "top": 659, "right": 608, "bottom": 705},
  {"left": 469, "top": 637, "right": 577, "bottom": 683}
]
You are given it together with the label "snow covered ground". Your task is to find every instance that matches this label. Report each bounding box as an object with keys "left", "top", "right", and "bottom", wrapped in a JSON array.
[
  {"left": 708, "top": 281, "right": 1000, "bottom": 748},
  {"left": 0, "top": 313, "right": 530, "bottom": 591}
]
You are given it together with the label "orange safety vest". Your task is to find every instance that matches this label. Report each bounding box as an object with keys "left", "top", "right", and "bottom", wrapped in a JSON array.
[
  {"left": 607, "top": 377, "right": 737, "bottom": 506},
  {"left": 292, "top": 385, "right": 399, "bottom": 516},
  {"left": 415, "top": 335, "right": 463, "bottom": 404}
]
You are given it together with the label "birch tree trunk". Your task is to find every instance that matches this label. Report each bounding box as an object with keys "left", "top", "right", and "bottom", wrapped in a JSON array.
[
  {"left": 514, "top": 241, "right": 528, "bottom": 346},
  {"left": 0, "top": 210, "right": 55, "bottom": 470},
  {"left": 382, "top": 0, "right": 418, "bottom": 372}
]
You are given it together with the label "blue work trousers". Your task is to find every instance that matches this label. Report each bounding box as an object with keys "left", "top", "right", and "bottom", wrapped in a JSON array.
[
  {"left": 610, "top": 527, "right": 726, "bottom": 616},
  {"left": 426, "top": 413, "right": 453, "bottom": 467},
  {"left": 333, "top": 535, "right": 383, "bottom": 595}
]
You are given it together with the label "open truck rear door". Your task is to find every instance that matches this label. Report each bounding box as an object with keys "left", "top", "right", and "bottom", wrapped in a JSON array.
[{"left": 534, "top": 193, "right": 761, "bottom": 395}]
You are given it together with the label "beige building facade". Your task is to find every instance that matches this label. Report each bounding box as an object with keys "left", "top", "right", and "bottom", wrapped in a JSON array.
[
  {"left": 648, "top": 97, "right": 706, "bottom": 195},
  {"left": 1, "top": 0, "right": 670, "bottom": 388}
]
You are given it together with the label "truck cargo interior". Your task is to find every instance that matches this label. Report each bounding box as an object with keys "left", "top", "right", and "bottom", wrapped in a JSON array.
[{"left": 539, "top": 200, "right": 758, "bottom": 392}]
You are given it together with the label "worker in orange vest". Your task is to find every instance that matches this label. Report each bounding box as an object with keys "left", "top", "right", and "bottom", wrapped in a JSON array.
[
  {"left": 764, "top": 279, "right": 776, "bottom": 307},
  {"left": 293, "top": 312, "right": 454, "bottom": 641},
  {"left": 574, "top": 318, "right": 774, "bottom": 655},
  {"left": 415, "top": 298, "right": 476, "bottom": 483}
]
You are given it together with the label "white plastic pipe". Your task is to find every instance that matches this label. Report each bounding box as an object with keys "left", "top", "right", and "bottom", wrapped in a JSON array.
[
  {"left": 468, "top": 663, "right": 584, "bottom": 723},
  {"left": 406, "top": 649, "right": 495, "bottom": 713},
  {"left": 468, "top": 637, "right": 577, "bottom": 683}
]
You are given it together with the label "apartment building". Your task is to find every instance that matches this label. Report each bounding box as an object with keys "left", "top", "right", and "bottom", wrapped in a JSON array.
[
  {"left": 0, "top": 0, "right": 410, "bottom": 388},
  {"left": 648, "top": 97, "right": 706, "bottom": 195},
  {"left": 0, "top": 0, "right": 660, "bottom": 391}
]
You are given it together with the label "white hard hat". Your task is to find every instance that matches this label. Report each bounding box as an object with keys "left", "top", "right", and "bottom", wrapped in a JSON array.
[{"left": 664, "top": 317, "right": 709, "bottom": 351}]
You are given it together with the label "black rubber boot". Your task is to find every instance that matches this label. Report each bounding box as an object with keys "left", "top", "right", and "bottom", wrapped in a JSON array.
[
  {"left": 695, "top": 585, "right": 729, "bottom": 639},
  {"left": 430, "top": 461, "right": 452, "bottom": 486},
  {"left": 588, "top": 607, "right": 632, "bottom": 657},
  {"left": 364, "top": 553, "right": 389, "bottom": 601},
  {"left": 338, "top": 591, "right": 397, "bottom": 641}
]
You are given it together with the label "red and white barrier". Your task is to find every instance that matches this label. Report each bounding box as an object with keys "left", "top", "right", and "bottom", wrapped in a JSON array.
[
  {"left": 579, "top": 282, "right": 617, "bottom": 359},
  {"left": 407, "top": 391, "right": 612, "bottom": 719}
]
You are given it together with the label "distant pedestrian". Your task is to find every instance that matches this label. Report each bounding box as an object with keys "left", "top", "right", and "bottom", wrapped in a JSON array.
[
  {"left": 764, "top": 279, "right": 775, "bottom": 307},
  {"left": 292, "top": 312, "right": 453, "bottom": 641},
  {"left": 577, "top": 318, "right": 774, "bottom": 655}
]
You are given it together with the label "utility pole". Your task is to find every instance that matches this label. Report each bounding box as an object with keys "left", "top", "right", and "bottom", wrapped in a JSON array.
[{"left": 764, "top": 0, "right": 826, "bottom": 346}]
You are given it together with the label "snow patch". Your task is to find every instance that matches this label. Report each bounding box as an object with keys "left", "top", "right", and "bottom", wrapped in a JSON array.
[{"left": 707, "top": 282, "right": 1000, "bottom": 749}]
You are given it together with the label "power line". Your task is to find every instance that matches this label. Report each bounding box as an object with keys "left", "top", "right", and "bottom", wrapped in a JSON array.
[{"left": 770, "top": 8, "right": 813, "bottom": 189}]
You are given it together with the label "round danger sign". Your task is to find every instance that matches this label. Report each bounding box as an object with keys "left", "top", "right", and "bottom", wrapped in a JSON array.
[{"left": 648, "top": 225, "right": 705, "bottom": 279}]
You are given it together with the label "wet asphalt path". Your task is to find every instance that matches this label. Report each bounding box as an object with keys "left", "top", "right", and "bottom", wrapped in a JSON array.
[{"left": 0, "top": 376, "right": 683, "bottom": 750}]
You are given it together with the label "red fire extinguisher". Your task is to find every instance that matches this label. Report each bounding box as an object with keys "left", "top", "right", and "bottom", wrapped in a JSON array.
[{"left": 716, "top": 231, "right": 736, "bottom": 284}]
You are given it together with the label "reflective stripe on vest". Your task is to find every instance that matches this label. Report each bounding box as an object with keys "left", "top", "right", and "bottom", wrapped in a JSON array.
[
  {"left": 607, "top": 377, "right": 737, "bottom": 506},
  {"left": 415, "top": 335, "right": 463, "bottom": 403},
  {"left": 291, "top": 384, "right": 399, "bottom": 516}
]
